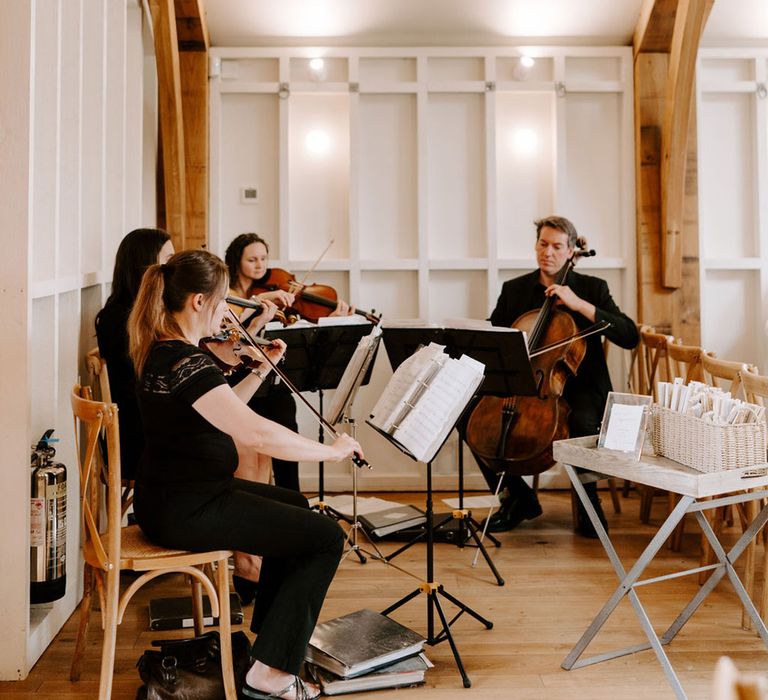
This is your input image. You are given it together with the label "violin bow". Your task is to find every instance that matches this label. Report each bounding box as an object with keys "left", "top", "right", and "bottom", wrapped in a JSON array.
[
  {"left": 296, "top": 238, "right": 334, "bottom": 288},
  {"left": 527, "top": 320, "right": 611, "bottom": 359},
  {"left": 224, "top": 308, "right": 371, "bottom": 469}
]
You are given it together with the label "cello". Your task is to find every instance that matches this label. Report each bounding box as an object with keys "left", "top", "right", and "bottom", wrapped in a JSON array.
[{"left": 465, "top": 237, "right": 601, "bottom": 476}]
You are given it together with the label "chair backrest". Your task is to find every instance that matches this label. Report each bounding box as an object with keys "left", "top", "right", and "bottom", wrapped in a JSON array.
[
  {"left": 627, "top": 324, "right": 649, "bottom": 395},
  {"left": 86, "top": 348, "right": 112, "bottom": 404},
  {"left": 740, "top": 366, "right": 768, "bottom": 407},
  {"left": 71, "top": 384, "right": 121, "bottom": 571},
  {"left": 666, "top": 339, "right": 705, "bottom": 384},
  {"left": 701, "top": 350, "right": 756, "bottom": 399},
  {"left": 640, "top": 326, "right": 674, "bottom": 399}
]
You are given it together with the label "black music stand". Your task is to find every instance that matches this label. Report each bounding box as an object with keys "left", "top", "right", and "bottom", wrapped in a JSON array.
[
  {"left": 325, "top": 327, "right": 384, "bottom": 564},
  {"left": 379, "top": 326, "right": 537, "bottom": 586},
  {"left": 264, "top": 321, "right": 376, "bottom": 510},
  {"left": 366, "top": 410, "right": 493, "bottom": 688}
]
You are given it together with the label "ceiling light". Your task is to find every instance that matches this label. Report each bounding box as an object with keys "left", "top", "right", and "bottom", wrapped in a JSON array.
[
  {"left": 513, "top": 55, "right": 535, "bottom": 81},
  {"left": 308, "top": 57, "right": 327, "bottom": 81}
]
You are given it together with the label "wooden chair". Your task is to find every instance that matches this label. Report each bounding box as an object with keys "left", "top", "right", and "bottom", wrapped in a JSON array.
[
  {"left": 737, "top": 365, "right": 768, "bottom": 630},
  {"left": 665, "top": 338, "right": 705, "bottom": 384},
  {"left": 85, "top": 348, "right": 134, "bottom": 517},
  {"left": 640, "top": 326, "right": 674, "bottom": 401},
  {"left": 698, "top": 353, "right": 759, "bottom": 590},
  {"left": 69, "top": 384, "right": 237, "bottom": 700},
  {"left": 627, "top": 324, "right": 651, "bottom": 395}
]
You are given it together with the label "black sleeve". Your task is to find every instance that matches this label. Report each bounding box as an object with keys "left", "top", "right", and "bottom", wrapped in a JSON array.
[
  {"left": 592, "top": 279, "right": 639, "bottom": 350},
  {"left": 489, "top": 280, "right": 522, "bottom": 327},
  {"left": 169, "top": 349, "right": 229, "bottom": 405}
]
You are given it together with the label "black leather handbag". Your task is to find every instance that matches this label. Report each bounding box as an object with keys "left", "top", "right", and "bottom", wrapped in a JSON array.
[{"left": 136, "top": 630, "right": 251, "bottom": 700}]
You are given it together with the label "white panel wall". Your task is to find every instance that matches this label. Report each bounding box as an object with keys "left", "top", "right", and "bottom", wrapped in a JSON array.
[
  {"left": 210, "top": 46, "right": 635, "bottom": 492},
  {"left": 0, "top": 0, "right": 156, "bottom": 678},
  {"left": 698, "top": 50, "right": 768, "bottom": 371}
]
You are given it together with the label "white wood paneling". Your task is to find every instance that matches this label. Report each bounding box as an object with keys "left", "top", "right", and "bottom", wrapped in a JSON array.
[
  {"left": 209, "top": 46, "right": 635, "bottom": 491},
  {"left": 698, "top": 49, "right": 768, "bottom": 371},
  {"left": 0, "top": 0, "right": 156, "bottom": 678}
]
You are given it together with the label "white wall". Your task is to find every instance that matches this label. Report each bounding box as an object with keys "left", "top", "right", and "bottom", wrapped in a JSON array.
[
  {"left": 698, "top": 50, "right": 768, "bottom": 371},
  {"left": 0, "top": 0, "right": 156, "bottom": 678},
  {"left": 209, "top": 46, "right": 636, "bottom": 492}
]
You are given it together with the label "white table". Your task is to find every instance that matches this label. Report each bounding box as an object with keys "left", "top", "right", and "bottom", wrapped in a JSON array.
[{"left": 553, "top": 436, "right": 768, "bottom": 700}]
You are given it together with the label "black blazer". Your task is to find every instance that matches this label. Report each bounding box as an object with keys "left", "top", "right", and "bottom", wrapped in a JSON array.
[{"left": 489, "top": 269, "right": 639, "bottom": 437}]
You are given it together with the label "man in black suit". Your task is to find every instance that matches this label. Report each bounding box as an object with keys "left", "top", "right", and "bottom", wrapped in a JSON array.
[{"left": 476, "top": 215, "right": 639, "bottom": 536}]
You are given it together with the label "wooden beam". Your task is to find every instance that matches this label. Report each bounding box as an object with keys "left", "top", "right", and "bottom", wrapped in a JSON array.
[
  {"left": 634, "top": 0, "right": 678, "bottom": 54},
  {"left": 149, "top": 0, "right": 187, "bottom": 247},
  {"left": 174, "top": 0, "right": 209, "bottom": 51},
  {"left": 660, "top": 0, "right": 713, "bottom": 288}
]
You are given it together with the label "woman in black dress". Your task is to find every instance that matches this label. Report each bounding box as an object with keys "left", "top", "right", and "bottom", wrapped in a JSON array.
[
  {"left": 95, "top": 228, "right": 174, "bottom": 480},
  {"left": 128, "top": 249, "right": 361, "bottom": 700}
]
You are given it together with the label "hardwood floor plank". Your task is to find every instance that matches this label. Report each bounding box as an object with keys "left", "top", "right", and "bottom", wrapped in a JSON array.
[{"left": 2, "top": 489, "right": 767, "bottom": 699}]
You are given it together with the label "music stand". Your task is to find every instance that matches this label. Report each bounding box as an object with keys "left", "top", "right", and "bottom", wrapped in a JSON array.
[
  {"left": 264, "top": 321, "right": 375, "bottom": 509},
  {"left": 379, "top": 326, "right": 536, "bottom": 585},
  {"left": 366, "top": 405, "right": 492, "bottom": 688},
  {"left": 324, "top": 326, "right": 384, "bottom": 564}
]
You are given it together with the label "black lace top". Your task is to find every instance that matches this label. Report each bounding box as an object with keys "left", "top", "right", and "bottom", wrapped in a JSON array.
[{"left": 136, "top": 340, "right": 237, "bottom": 487}]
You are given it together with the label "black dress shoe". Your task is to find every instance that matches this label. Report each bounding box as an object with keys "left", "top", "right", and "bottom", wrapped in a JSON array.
[
  {"left": 484, "top": 497, "right": 543, "bottom": 533},
  {"left": 576, "top": 496, "right": 608, "bottom": 539}
]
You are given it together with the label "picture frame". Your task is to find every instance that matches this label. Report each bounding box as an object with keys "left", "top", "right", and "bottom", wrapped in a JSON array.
[{"left": 597, "top": 392, "right": 653, "bottom": 460}]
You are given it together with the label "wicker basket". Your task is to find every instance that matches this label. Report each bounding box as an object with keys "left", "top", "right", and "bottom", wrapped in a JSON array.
[{"left": 651, "top": 405, "right": 767, "bottom": 473}]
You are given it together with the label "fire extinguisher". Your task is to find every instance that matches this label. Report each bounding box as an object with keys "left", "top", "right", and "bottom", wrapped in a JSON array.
[{"left": 30, "top": 429, "right": 67, "bottom": 604}]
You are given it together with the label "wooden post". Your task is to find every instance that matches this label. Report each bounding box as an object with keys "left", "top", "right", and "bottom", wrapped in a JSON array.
[
  {"left": 175, "top": 0, "right": 209, "bottom": 250},
  {"left": 633, "top": 0, "right": 710, "bottom": 342},
  {"left": 149, "top": 0, "right": 187, "bottom": 247}
]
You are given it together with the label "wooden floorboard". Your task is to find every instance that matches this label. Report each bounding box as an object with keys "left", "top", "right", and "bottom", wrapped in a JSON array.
[{"left": 3, "top": 489, "right": 767, "bottom": 699}]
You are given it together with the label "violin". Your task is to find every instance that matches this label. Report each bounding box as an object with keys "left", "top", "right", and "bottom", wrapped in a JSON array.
[
  {"left": 465, "top": 237, "right": 601, "bottom": 476},
  {"left": 200, "top": 327, "right": 274, "bottom": 376},
  {"left": 222, "top": 308, "right": 371, "bottom": 470},
  {"left": 249, "top": 267, "right": 380, "bottom": 325}
]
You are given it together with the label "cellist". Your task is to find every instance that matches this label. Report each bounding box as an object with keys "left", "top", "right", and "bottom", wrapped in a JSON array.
[{"left": 478, "top": 215, "right": 639, "bottom": 537}]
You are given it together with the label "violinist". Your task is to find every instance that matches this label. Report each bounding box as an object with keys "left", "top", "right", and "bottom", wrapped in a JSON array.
[
  {"left": 128, "top": 249, "right": 361, "bottom": 700},
  {"left": 224, "top": 233, "right": 355, "bottom": 493},
  {"left": 95, "top": 228, "right": 175, "bottom": 481},
  {"left": 478, "top": 215, "right": 639, "bottom": 537}
]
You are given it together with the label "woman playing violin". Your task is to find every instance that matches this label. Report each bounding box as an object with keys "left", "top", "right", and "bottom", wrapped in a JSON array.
[
  {"left": 128, "top": 249, "right": 361, "bottom": 700},
  {"left": 224, "top": 234, "right": 355, "bottom": 490},
  {"left": 476, "top": 215, "right": 639, "bottom": 537}
]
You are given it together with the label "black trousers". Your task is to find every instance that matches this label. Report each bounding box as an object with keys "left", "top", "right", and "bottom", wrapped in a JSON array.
[
  {"left": 135, "top": 478, "right": 344, "bottom": 673},
  {"left": 249, "top": 385, "right": 300, "bottom": 492}
]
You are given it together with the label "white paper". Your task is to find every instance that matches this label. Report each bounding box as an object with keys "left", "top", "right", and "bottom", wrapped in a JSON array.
[
  {"left": 368, "top": 343, "right": 446, "bottom": 432},
  {"left": 442, "top": 495, "right": 499, "bottom": 509},
  {"left": 306, "top": 495, "right": 403, "bottom": 517},
  {"left": 603, "top": 403, "right": 645, "bottom": 451},
  {"left": 393, "top": 353, "right": 485, "bottom": 462}
]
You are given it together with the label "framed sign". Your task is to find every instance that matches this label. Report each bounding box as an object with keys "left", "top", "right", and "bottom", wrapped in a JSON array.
[{"left": 597, "top": 392, "right": 653, "bottom": 460}]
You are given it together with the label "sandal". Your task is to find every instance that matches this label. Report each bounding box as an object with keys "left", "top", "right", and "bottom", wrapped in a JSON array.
[{"left": 242, "top": 674, "right": 321, "bottom": 700}]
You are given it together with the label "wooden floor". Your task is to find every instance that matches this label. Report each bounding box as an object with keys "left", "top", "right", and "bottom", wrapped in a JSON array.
[{"left": 3, "top": 489, "right": 768, "bottom": 699}]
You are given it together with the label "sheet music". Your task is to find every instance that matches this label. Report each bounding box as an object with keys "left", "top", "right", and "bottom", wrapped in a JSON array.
[
  {"left": 325, "top": 326, "right": 382, "bottom": 425},
  {"left": 394, "top": 354, "right": 484, "bottom": 462},
  {"left": 368, "top": 343, "right": 446, "bottom": 432}
]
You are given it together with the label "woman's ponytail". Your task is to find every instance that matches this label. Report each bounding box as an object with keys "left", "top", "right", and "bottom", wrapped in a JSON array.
[{"left": 128, "top": 250, "right": 229, "bottom": 377}]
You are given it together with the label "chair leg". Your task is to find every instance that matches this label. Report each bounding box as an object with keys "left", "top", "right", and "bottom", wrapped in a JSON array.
[
  {"left": 98, "top": 566, "right": 121, "bottom": 700},
  {"left": 217, "top": 557, "right": 238, "bottom": 700},
  {"left": 639, "top": 486, "right": 654, "bottom": 523},
  {"left": 622, "top": 479, "right": 631, "bottom": 498},
  {"left": 70, "top": 564, "right": 95, "bottom": 681},
  {"left": 608, "top": 479, "right": 621, "bottom": 514},
  {"left": 191, "top": 571, "right": 205, "bottom": 636},
  {"left": 742, "top": 496, "right": 758, "bottom": 631}
]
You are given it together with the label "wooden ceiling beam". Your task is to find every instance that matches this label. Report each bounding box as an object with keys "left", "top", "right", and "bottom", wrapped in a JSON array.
[{"left": 174, "top": 0, "right": 209, "bottom": 51}]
